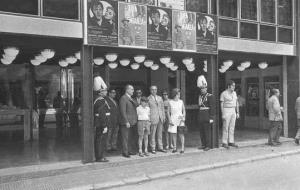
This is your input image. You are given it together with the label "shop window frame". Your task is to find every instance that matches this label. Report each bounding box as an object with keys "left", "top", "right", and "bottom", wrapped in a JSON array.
[
  {"left": 0, "top": 0, "right": 40, "bottom": 17},
  {"left": 259, "top": 24, "right": 277, "bottom": 42},
  {"left": 240, "top": 21, "right": 258, "bottom": 40},
  {"left": 218, "top": 18, "right": 239, "bottom": 38},
  {"left": 277, "top": 26, "right": 294, "bottom": 44},
  {"left": 240, "top": 0, "right": 258, "bottom": 22}
]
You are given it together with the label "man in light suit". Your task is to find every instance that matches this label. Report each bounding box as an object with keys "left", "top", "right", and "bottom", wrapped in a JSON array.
[
  {"left": 148, "top": 85, "right": 166, "bottom": 153},
  {"left": 119, "top": 85, "right": 138, "bottom": 158}
]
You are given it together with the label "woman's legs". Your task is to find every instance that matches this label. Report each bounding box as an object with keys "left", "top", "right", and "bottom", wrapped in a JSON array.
[{"left": 143, "top": 133, "right": 149, "bottom": 153}]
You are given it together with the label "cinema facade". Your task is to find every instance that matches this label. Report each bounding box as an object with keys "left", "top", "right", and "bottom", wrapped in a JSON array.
[{"left": 0, "top": 0, "right": 298, "bottom": 167}]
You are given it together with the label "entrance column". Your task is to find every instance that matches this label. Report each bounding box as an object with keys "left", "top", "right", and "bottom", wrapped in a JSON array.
[
  {"left": 81, "top": 46, "right": 94, "bottom": 163},
  {"left": 207, "top": 55, "right": 219, "bottom": 148}
]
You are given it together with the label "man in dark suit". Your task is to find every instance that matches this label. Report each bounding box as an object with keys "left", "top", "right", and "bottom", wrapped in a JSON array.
[
  {"left": 106, "top": 88, "right": 119, "bottom": 151},
  {"left": 119, "top": 85, "right": 138, "bottom": 158},
  {"left": 198, "top": 85, "right": 215, "bottom": 151}
]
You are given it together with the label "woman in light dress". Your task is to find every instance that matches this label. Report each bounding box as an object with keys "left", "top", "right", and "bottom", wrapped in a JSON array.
[{"left": 168, "top": 88, "right": 186, "bottom": 153}]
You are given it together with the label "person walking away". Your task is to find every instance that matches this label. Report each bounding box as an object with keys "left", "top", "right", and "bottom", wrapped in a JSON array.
[
  {"left": 162, "top": 90, "right": 171, "bottom": 150},
  {"left": 106, "top": 88, "right": 120, "bottom": 151},
  {"left": 267, "top": 88, "right": 283, "bottom": 146},
  {"left": 53, "top": 91, "right": 64, "bottom": 139},
  {"left": 220, "top": 80, "right": 239, "bottom": 149},
  {"left": 168, "top": 88, "right": 186, "bottom": 153},
  {"left": 198, "top": 85, "right": 215, "bottom": 151},
  {"left": 119, "top": 85, "right": 138, "bottom": 158},
  {"left": 295, "top": 96, "right": 300, "bottom": 145},
  {"left": 93, "top": 76, "right": 110, "bottom": 162},
  {"left": 148, "top": 85, "right": 166, "bottom": 153},
  {"left": 136, "top": 97, "right": 151, "bottom": 157}
]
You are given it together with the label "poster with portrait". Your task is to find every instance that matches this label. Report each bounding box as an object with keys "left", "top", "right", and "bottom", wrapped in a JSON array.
[
  {"left": 87, "top": 0, "right": 118, "bottom": 46},
  {"left": 172, "top": 10, "right": 196, "bottom": 52},
  {"left": 157, "top": 0, "right": 185, "bottom": 10},
  {"left": 147, "top": 6, "right": 172, "bottom": 50},
  {"left": 118, "top": 2, "right": 147, "bottom": 48},
  {"left": 126, "top": 0, "right": 157, "bottom": 6},
  {"left": 196, "top": 13, "right": 217, "bottom": 54}
]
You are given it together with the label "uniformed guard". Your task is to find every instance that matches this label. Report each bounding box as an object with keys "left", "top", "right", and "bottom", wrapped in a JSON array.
[
  {"left": 198, "top": 82, "right": 215, "bottom": 151},
  {"left": 94, "top": 76, "right": 110, "bottom": 162}
]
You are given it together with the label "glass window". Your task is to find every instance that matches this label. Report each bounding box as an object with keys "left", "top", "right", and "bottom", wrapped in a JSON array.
[
  {"left": 261, "top": 0, "right": 275, "bottom": 23},
  {"left": 43, "top": 0, "right": 79, "bottom": 20},
  {"left": 126, "top": 0, "right": 156, "bottom": 5},
  {"left": 240, "top": 22, "right": 257, "bottom": 39},
  {"left": 219, "top": 0, "right": 237, "bottom": 18},
  {"left": 211, "top": 0, "right": 217, "bottom": 15},
  {"left": 278, "top": 27, "right": 293, "bottom": 43},
  {"left": 260, "top": 25, "right": 276, "bottom": 41},
  {"left": 186, "top": 0, "right": 208, "bottom": 13},
  {"left": 278, "top": 0, "right": 293, "bottom": 26},
  {"left": 241, "top": 0, "right": 257, "bottom": 20},
  {"left": 0, "top": 0, "right": 38, "bottom": 15},
  {"left": 219, "top": 19, "right": 238, "bottom": 37}
]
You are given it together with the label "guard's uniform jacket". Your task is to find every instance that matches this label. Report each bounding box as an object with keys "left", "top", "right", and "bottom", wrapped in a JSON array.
[
  {"left": 198, "top": 92, "right": 215, "bottom": 148},
  {"left": 94, "top": 95, "right": 110, "bottom": 160},
  {"left": 198, "top": 93, "right": 215, "bottom": 122}
]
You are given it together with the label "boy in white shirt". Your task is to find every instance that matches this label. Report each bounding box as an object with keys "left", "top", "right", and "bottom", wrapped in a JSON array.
[{"left": 136, "top": 97, "right": 151, "bottom": 157}]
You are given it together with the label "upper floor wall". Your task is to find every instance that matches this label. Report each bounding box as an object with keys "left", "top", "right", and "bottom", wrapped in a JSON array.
[{"left": 0, "top": 0, "right": 296, "bottom": 55}]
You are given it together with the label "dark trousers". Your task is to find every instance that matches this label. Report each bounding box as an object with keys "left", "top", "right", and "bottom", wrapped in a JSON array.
[
  {"left": 39, "top": 112, "right": 46, "bottom": 128},
  {"left": 121, "top": 125, "right": 137, "bottom": 155},
  {"left": 55, "top": 114, "right": 63, "bottom": 139},
  {"left": 268, "top": 121, "right": 283, "bottom": 144},
  {"left": 199, "top": 121, "right": 212, "bottom": 148},
  {"left": 94, "top": 128, "right": 107, "bottom": 160}
]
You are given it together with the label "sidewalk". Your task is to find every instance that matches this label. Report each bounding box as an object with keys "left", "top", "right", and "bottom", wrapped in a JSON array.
[{"left": 0, "top": 138, "right": 299, "bottom": 190}]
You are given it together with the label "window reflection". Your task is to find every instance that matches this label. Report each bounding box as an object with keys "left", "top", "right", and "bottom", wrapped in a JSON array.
[
  {"left": 240, "top": 22, "right": 257, "bottom": 39},
  {"left": 43, "top": 0, "right": 79, "bottom": 20},
  {"left": 278, "top": 0, "right": 292, "bottom": 26},
  {"left": 186, "top": 0, "right": 208, "bottom": 13},
  {"left": 261, "top": 0, "right": 275, "bottom": 23},
  {"left": 0, "top": 0, "right": 38, "bottom": 15},
  {"left": 219, "top": 19, "right": 238, "bottom": 37},
  {"left": 219, "top": 0, "right": 237, "bottom": 18},
  {"left": 278, "top": 27, "right": 293, "bottom": 43},
  {"left": 241, "top": 0, "right": 257, "bottom": 20},
  {"left": 260, "top": 25, "right": 276, "bottom": 42},
  {"left": 211, "top": 0, "right": 217, "bottom": 15}
]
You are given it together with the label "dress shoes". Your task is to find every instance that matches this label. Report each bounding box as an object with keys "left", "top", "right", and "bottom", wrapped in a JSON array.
[
  {"left": 221, "top": 143, "right": 229, "bottom": 149},
  {"left": 129, "top": 152, "right": 136, "bottom": 155},
  {"left": 295, "top": 139, "right": 299, "bottom": 145},
  {"left": 96, "top": 157, "right": 109, "bottom": 162},
  {"left": 172, "top": 149, "right": 177, "bottom": 153},
  {"left": 157, "top": 149, "right": 167, "bottom": 153},
  {"left": 204, "top": 147, "right": 210, "bottom": 151},
  {"left": 122, "top": 153, "right": 130, "bottom": 158},
  {"left": 151, "top": 150, "right": 156, "bottom": 154},
  {"left": 198, "top": 146, "right": 205, "bottom": 150},
  {"left": 228, "top": 143, "right": 238, "bottom": 148}
]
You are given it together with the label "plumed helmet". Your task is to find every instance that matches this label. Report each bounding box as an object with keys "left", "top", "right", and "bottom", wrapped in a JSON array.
[
  {"left": 197, "top": 75, "right": 207, "bottom": 89},
  {"left": 94, "top": 76, "right": 107, "bottom": 92}
]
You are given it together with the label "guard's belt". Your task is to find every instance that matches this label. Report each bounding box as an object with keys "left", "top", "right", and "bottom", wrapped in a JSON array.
[{"left": 199, "top": 107, "right": 210, "bottom": 110}]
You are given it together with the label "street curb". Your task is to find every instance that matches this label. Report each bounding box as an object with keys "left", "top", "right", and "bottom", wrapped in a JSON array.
[{"left": 70, "top": 148, "right": 300, "bottom": 190}]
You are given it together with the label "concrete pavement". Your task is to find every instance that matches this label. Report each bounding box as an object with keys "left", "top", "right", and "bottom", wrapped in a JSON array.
[
  {"left": 111, "top": 152, "right": 300, "bottom": 190},
  {"left": 0, "top": 138, "right": 299, "bottom": 190}
]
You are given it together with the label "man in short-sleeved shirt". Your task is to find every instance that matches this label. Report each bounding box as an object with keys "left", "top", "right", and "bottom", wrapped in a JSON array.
[{"left": 220, "top": 80, "right": 239, "bottom": 149}]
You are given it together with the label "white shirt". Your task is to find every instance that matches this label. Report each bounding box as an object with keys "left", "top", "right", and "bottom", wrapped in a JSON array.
[
  {"left": 220, "top": 90, "right": 237, "bottom": 108},
  {"left": 137, "top": 105, "right": 150, "bottom": 121}
]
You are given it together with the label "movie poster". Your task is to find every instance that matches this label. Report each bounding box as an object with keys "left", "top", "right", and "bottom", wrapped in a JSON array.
[
  {"left": 147, "top": 6, "right": 172, "bottom": 50},
  {"left": 172, "top": 10, "right": 196, "bottom": 52},
  {"left": 87, "top": 0, "right": 118, "bottom": 46},
  {"left": 196, "top": 13, "right": 217, "bottom": 54},
  {"left": 126, "top": 0, "right": 157, "bottom": 6},
  {"left": 118, "top": 2, "right": 147, "bottom": 48}
]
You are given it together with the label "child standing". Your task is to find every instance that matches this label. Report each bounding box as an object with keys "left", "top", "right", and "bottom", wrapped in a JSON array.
[{"left": 136, "top": 97, "right": 151, "bottom": 157}]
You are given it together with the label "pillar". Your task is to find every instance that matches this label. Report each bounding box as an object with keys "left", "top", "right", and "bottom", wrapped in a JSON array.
[
  {"left": 81, "top": 46, "right": 94, "bottom": 163},
  {"left": 207, "top": 55, "right": 219, "bottom": 148}
]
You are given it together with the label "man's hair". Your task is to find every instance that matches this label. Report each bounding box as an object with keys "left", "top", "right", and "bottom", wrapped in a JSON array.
[
  {"left": 151, "top": 9, "right": 160, "bottom": 17},
  {"left": 271, "top": 88, "right": 279, "bottom": 96},
  {"left": 226, "top": 80, "right": 235, "bottom": 89},
  {"left": 108, "top": 88, "right": 116, "bottom": 93},
  {"left": 125, "top": 84, "right": 133, "bottom": 91},
  {"left": 91, "top": 0, "right": 103, "bottom": 9},
  {"left": 149, "top": 85, "right": 157, "bottom": 90}
]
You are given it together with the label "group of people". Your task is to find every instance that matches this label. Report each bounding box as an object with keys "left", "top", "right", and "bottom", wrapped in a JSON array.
[
  {"left": 93, "top": 76, "right": 293, "bottom": 163},
  {"left": 93, "top": 75, "right": 191, "bottom": 162}
]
